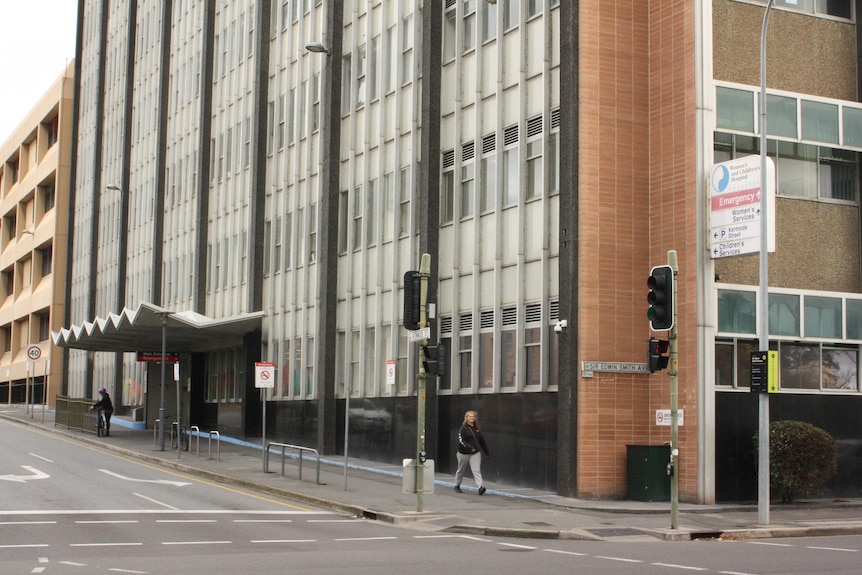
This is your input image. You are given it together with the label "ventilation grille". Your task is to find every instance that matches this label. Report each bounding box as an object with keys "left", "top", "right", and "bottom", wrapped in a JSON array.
[
  {"left": 442, "top": 149, "right": 455, "bottom": 169},
  {"left": 504, "top": 124, "right": 518, "bottom": 146},
  {"left": 526, "top": 115, "right": 543, "bottom": 138},
  {"left": 482, "top": 133, "right": 496, "bottom": 154},
  {"left": 550, "top": 300, "right": 559, "bottom": 321},
  {"left": 526, "top": 302, "right": 542, "bottom": 323},
  {"left": 480, "top": 309, "right": 495, "bottom": 329},
  {"left": 502, "top": 307, "right": 517, "bottom": 326},
  {"left": 551, "top": 107, "right": 560, "bottom": 130},
  {"left": 462, "top": 141, "right": 474, "bottom": 162},
  {"left": 445, "top": 0, "right": 456, "bottom": 7},
  {"left": 440, "top": 316, "right": 453, "bottom": 335},
  {"left": 459, "top": 313, "right": 473, "bottom": 332}
]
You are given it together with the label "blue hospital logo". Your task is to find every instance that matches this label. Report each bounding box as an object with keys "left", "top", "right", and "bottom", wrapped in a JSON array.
[{"left": 712, "top": 164, "right": 730, "bottom": 193}]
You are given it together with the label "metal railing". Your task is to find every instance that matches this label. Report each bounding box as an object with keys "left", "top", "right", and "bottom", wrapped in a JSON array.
[
  {"left": 264, "top": 442, "right": 322, "bottom": 485},
  {"left": 55, "top": 396, "right": 100, "bottom": 434}
]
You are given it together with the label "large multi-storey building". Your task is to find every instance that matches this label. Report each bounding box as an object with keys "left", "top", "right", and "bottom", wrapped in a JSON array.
[
  {"left": 0, "top": 62, "right": 74, "bottom": 410},
  {"left": 54, "top": 0, "right": 862, "bottom": 502}
]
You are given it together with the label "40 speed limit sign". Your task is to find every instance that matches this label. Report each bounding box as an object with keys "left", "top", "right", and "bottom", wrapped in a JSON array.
[{"left": 27, "top": 345, "right": 42, "bottom": 361}]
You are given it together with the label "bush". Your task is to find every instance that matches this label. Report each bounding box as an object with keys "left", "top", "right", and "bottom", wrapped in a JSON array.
[{"left": 755, "top": 420, "right": 837, "bottom": 503}]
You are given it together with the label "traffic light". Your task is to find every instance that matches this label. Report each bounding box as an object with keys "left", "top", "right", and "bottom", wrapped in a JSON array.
[
  {"left": 422, "top": 342, "right": 447, "bottom": 377},
  {"left": 648, "top": 337, "right": 669, "bottom": 373},
  {"left": 647, "top": 265, "right": 674, "bottom": 331},
  {"left": 403, "top": 270, "right": 422, "bottom": 331}
]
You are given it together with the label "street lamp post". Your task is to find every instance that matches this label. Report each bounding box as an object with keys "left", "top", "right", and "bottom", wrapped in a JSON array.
[{"left": 159, "top": 313, "right": 167, "bottom": 451}]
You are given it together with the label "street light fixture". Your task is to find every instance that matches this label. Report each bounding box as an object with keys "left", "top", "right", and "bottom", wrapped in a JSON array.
[{"left": 305, "top": 42, "right": 329, "bottom": 54}]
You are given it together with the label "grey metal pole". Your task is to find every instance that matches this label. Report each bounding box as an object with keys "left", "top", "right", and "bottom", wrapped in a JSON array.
[
  {"left": 159, "top": 314, "right": 167, "bottom": 451},
  {"left": 668, "top": 250, "right": 679, "bottom": 529},
  {"left": 757, "top": 0, "right": 775, "bottom": 526},
  {"left": 415, "top": 253, "right": 431, "bottom": 513}
]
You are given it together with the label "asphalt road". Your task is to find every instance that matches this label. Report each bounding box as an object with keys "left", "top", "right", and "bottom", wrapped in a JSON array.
[{"left": 3, "top": 419, "right": 862, "bottom": 574}]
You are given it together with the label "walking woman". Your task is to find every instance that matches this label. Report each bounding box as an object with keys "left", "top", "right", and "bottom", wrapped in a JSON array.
[{"left": 454, "top": 410, "right": 490, "bottom": 494}]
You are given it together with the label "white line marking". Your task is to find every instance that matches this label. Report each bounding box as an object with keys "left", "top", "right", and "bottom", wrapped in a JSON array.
[
  {"left": 334, "top": 536, "right": 398, "bottom": 542},
  {"left": 0, "top": 509, "right": 326, "bottom": 516},
  {"left": 29, "top": 453, "right": 53, "bottom": 463},
  {"left": 108, "top": 569, "right": 147, "bottom": 574},
  {"left": 100, "top": 469, "right": 191, "bottom": 487},
  {"left": 651, "top": 563, "right": 707, "bottom": 571},
  {"left": 307, "top": 519, "right": 360, "bottom": 523},
  {"left": 30, "top": 568, "right": 46, "bottom": 573},
  {"left": 413, "top": 535, "right": 477, "bottom": 539},
  {"left": 234, "top": 519, "right": 293, "bottom": 523},
  {"left": 251, "top": 539, "right": 318, "bottom": 544},
  {"left": 0, "top": 521, "right": 57, "bottom": 525},
  {"left": 719, "top": 571, "right": 759, "bottom": 575},
  {"left": 59, "top": 562, "right": 87, "bottom": 567},
  {"left": 75, "top": 520, "right": 139, "bottom": 525},
  {"left": 133, "top": 493, "right": 179, "bottom": 510},
  {"left": 0, "top": 465, "right": 50, "bottom": 483},
  {"left": 498, "top": 542, "right": 537, "bottom": 550},
  {"left": 543, "top": 549, "right": 588, "bottom": 557},
  {"left": 155, "top": 519, "right": 217, "bottom": 523},
  {"left": 70, "top": 543, "right": 143, "bottom": 548},
  {"left": 595, "top": 556, "right": 643, "bottom": 563},
  {"left": 748, "top": 541, "right": 792, "bottom": 547},
  {"left": 38, "top": 558, "right": 48, "bottom": 563},
  {"left": 0, "top": 544, "right": 49, "bottom": 549},
  {"left": 805, "top": 546, "right": 857, "bottom": 552},
  {"left": 161, "top": 540, "right": 232, "bottom": 546}
]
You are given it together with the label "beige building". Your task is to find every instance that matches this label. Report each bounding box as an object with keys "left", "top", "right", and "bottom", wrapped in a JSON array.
[{"left": 0, "top": 61, "right": 74, "bottom": 408}]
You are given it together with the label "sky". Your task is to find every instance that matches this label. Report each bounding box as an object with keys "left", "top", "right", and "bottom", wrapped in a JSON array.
[{"left": 0, "top": 2, "right": 79, "bottom": 145}]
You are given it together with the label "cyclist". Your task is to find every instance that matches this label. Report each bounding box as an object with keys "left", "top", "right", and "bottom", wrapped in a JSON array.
[{"left": 90, "top": 387, "right": 114, "bottom": 436}]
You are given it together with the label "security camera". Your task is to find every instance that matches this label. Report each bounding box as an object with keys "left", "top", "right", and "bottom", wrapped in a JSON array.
[{"left": 554, "top": 319, "right": 568, "bottom": 333}]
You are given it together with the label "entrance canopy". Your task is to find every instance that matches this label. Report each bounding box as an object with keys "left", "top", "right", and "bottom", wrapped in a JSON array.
[{"left": 52, "top": 302, "right": 264, "bottom": 353}]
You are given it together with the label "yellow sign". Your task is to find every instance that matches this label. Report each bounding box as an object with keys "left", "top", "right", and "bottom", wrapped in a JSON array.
[{"left": 767, "top": 350, "right": 778, "bottom": 393}]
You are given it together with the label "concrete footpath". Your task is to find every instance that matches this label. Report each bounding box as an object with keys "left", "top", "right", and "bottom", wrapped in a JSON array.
[{"left": 4, "top": 405, "right": 862, "bottom": 542}]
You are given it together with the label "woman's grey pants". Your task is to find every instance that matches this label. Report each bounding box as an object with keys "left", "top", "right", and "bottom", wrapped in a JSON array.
[{"left": 455, "top": 452, "right": 483, "bottom": 488}]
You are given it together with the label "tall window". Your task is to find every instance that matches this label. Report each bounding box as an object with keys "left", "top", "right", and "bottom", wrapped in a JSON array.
[
  {"left": 308, "top": 203, "right": 317, "bottom": 263},
  {"left": 482, "top": 0, "right": 497, "bottom": 42},
  {"left": 441, "top": 150, "right": 455, "bottom": 224},
  {"left": 342, "top": 53, "right": 352, "bottom": 116},
  {"left": 461, "top": 142, "right": 475, "bottom": 218},
  {"left": 504, "top": 0, "right": 520, "bottom": 30},
  {"left": 402, "top": 15, "right": 414, "bottom": 85},
  {"left": 356, "top": 44, "right": 367, "bottom": 109},
  {"left": 463, "top": 0, "right": 477, "bottom": 52},
  {"left": 311, "top": 74, "right": 320, "bottom": 133},
  {"left": 383, "top": 172, "right": 394, "bottom": 242},
  {"left": 338, "top": 190, "right": 349, "bottom": 253},
  {"left": 385, "top": 25, "right": 397, "bottom": 93},
  {"left": 353, "top": 185, "right": 363, "bottom": 250},
  {"left": 444, "top": 2, "right": 457, "bottom": 63},
  {"left": 369, "top": 35, "right": 379, "bottom": 102},
  {"left": 526, "top": 140, "right": 543, "bottom": 200},
  {"left": 481, "top": 134, "right": 496, "bottom": 212},
  {"left": 400, "top": 166, "right": 412, "bottom": 236},
  {"left": 366, "top": 178, "right": 377, "bottom": 247}
]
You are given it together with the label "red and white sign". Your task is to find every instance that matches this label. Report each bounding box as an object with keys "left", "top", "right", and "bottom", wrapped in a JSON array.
[
  {"left": 386, "top": 359, "right": 396, "bottom": 386},
  {"left": 709, "top": 155, "right": 775, "bottom": 259},
  {"left": 255, "top": 362, "right": 276, "bottom": 389},
  {"left": 26, "top": 345, "right": 41, "bottom": 361},
  {"left": 656, "top": 409, "right": 684, "bottom": 427}
]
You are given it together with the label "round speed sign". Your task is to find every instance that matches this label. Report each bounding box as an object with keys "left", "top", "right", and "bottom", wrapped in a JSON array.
[{"left": 27, "top": 345, "right": 42, "bottom": 361}]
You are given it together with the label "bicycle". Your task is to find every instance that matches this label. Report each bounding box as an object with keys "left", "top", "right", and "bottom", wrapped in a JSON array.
[
  {"left": 95, "top": 408, "right": 106, "bottom": 437},
  {"left": 170, "top": 419, "right": 190, "bottom": 451}
]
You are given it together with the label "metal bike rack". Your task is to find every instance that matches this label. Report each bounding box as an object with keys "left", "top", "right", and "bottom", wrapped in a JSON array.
[
  {"left": 264, "top": 442, "right": 322, "bottom": 485},
  {"left": 208, "top": 431, "right": 221, "bottom": 461},
  {"left": 188, "top": 425, "right": 200, "bottom": 455}
]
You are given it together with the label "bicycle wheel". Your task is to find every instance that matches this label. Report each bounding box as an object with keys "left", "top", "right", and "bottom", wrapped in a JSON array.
[{"left": 96, "top": 415, "right": 104, "bottom": 437}]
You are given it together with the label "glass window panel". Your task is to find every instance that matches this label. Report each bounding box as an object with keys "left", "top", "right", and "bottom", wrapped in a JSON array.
[
  {"left": 805, "top": 296, "right": 842, "bottom": 339},
  {"left": 716, "top": 87, "right": 754, "bottom": 133},
  {"left": 801, "top": 100, "right": 839, "bottom": 144},
  {"left": 847, "top": 299, "right": 862, "bottom": 340},
  {"left": 819, "top": 148, "right": 858, "bottom": 202},
  {"left": 822, "top": 348, "right": 858, "bottom": 390},
  {"left": 766, "top": 94, "right": 797, "bottom": 139},
  {"left": 501, "top": 330, "right": 516, "bottom": 388},
  {"left": 715, "top": 341, "right": 735, "bottom": 387},
  {"left": 737, "top": 340, "right": 758, "bottom": 389},
  {"left": 525, "top": 327, "right": 541, "bottom": 387},
  {"left": 780, "top": 343, "right": 820, "bottom": 389},
  {"left": 480, "top": 155, "right": 496, "bottom": 211},
  {"left": 776, "top": 141, "right": 817, "bottom": 198},
  {"left": 843, "top": 107, "right": 862, "bottom": 148},
  {"left": 503, "top": 147, "right": 519, "bottom": 206},
  {"left": 459, "top": 335, "right": 472, "bottom": 389},
  {"left": 439, "top": 336, "right": 452, "bottom": 391},
  {"left": 479, "top": 332, "right": 494, "bottom": 389},
  {"left": 441, "top": 170, "right": 454, "bottom": 224},
  {"left": 718, "top": 290, "right": 756, "bottom": 334},
  {"left": 769, "top": 293, "right": 800, "bottom": 337}
]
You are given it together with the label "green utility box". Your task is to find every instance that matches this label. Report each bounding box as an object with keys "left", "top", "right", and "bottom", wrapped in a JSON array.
[{"left": 626, "top": 444, "right": 671, "bottom": 502}]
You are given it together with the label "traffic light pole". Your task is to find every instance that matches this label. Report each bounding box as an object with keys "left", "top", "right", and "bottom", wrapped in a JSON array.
[
  {"left": 415, "top": 253, "right": 431, "bottom": 513},
  {"left": 668, "top": 250, "right": 679, "bottom": 530}
]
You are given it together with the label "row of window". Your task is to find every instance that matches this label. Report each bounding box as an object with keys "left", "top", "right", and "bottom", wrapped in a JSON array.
[
  {"left": 714, "top": 132, "right": 858, "bottom": 202},
  {"left": 442, "top": 112, "right": 561, "bottom": 221},
  {"left": 0, "top": 115, "right": 60, "bottom": 196},
  {"left": 743, "top": 0, "right": 853, "bottom": 20}
]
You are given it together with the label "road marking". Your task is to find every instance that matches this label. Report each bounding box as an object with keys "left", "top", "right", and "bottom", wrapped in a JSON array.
[
  {"left": 307, "top": 519, "right": 360, "bottom": 523},
  {"left": 108, "top": 569, "right": 147, "bottom": 573},
  {"left": 805, "top": 546, "right": 857, "bottom": 552},
  {"left": 161, "top": 540, "right": 232, "bottom": 546},
  {"left": 334, "top": 536, "right": 398, "bottom": 542},
  {"left": 30, "top": 567, "right": 46, "bottom": 573},
  {"left": 748, "top": 541, "right": 792, "bottom": 547},
  {"left": 59, "top": 562, "right": 86, "bottom": 567},
  {"left": 543, "top": 549, "right": 588, "bottom": 557},
  {"left": 38, "top": 558, "right": 48, "bottom": 563},
  {"left": 155, "top": 519, "right": 217, "bottom": 523},
  {"left": 651, "top": 563, "right": 707, "bottom": 571},
  {"left": 251, "top": 539, "right": 318, "bottom": 544},
  {"left": 234, "top": 519, "right": 293, "bottom": 523},
  {"left": 595, "top": 556, "right": 643, "bottom": 563},
  {"left": 133, "top": 493, "right": 180, "bottom": 510},
  {"left": 719, "top": 571, "right": 759, "bottom": 575},
  {"left": 498, "top": 542, "right": 537, "bottom": 550},
  {"left": 100, "top": 469, "right": 191, "bottom": 487},
  {"left": 0, "top": 544, "right": 49, "bottom": 549},
  {"left": 29, "top": 453, "right": 53, "bottom": 463},
  {"left": 71, "top": 543, "right": 143, "bottom": 547},
  {"left": 0, "top": 521, "right": 57, "bottom": 525},
  {"left": 0, "top": 465, "right": 50, "bottom": 483}
]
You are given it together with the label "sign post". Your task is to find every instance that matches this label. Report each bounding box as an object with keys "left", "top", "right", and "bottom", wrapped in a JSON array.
[{"left": 255, "top": 362, "right": 276, "bottom": 471}]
